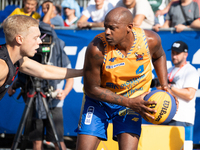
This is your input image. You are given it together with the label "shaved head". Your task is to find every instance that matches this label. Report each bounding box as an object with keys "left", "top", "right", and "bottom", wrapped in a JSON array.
[{"left": 105, "top": 7, "right": 133, "bottom": 25}]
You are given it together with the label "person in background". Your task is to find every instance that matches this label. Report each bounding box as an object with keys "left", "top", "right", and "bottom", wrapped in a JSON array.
[
  {"left": 61, "top": 0, "right": 81, "bottom": 27},
  {"left": 154, "top": 0, "right": 179, "bottom": 23},
  {"left": 77, "top": 0, "right": 114, "bottom": 29},
  {"left": 88, "top": 0, "right": 120, "bottom": 7},
  {"left": 153, "top": 0, "right": 200, "bottom": 32},
  {"left": 115, "top": 0, "right": 155, "bottom": 29},
  {"left": 40, "top": 0, "right": 64, "bottom": 28},
  {"left": 148, "top": 0, "right": 169, "bottom": 25},
  {"left": 9, "top": 0, "right": 40, "bottom": 20},
  {"left": 157, "top": 41, "right": 199, "bottom": 150}
]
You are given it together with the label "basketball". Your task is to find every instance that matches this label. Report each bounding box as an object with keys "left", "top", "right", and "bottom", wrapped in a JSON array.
[{"left": 144, "top": 90, "right": 176, "bottom": 125}]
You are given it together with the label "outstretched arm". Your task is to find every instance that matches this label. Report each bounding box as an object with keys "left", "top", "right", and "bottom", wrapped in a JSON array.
[
  {"left": 83, "top": 37, "right": 156, "bottom": 120},
  {"left": 18, "top": 57, "right": 82, "bottom": 79}
]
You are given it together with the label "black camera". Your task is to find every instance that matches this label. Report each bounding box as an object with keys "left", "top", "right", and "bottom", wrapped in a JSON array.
[
  {"left": 150, "top": 78, "right": 175, "bottom": 88},
  {"left": 37, "top": 33, "right": 52, "bottom": 53},
  {"left": 34, "top": 33, "right": 52, "bottom": 64}
]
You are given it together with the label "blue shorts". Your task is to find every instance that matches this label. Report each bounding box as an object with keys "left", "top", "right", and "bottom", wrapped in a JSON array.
[{"left": 76, "top": 95, "right": 142, "bottom": 141}]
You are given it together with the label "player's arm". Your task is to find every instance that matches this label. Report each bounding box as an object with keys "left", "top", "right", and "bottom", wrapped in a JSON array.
[
  {"left": 18, "top": 57, "right": 82, "bottom": 79},
  {"left": 0, "top": 60, "right": 9, "bottom": 87},
  {"left": 145, "top": 30, "right": 168, "bottom": 89},
  {"left": 83, "top": 37, "right": 156, "bottom": 120},
  {"left": 145, "top": 30, "right": 178, "bottom": 107}
]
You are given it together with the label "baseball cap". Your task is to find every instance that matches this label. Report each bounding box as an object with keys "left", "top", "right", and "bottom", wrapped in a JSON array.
[{"left": 169, "top": 41, "right": 188, "bottom": 53}]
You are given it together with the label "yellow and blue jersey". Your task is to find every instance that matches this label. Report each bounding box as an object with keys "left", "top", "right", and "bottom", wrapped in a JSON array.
[{"left": 97, "top": 27, "right": 152, "bottom": 98}]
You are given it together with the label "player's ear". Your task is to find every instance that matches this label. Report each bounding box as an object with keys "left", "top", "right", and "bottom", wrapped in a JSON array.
[
  {"left": 127, "top": 23, "right": 133, "bottom": 33},
  {"left": 16, "top": 35, "right": 23, "bottom": 45}
]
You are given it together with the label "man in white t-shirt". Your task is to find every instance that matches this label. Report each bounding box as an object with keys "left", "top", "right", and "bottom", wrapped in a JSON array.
[
  {"left": 77, "top": 0, "right": 113, "bottom": 28},
  {"left": 88, "top": 0, "right": 120, "bottom": 7},
  {"left": 165, "top": 41, "right": 199, "bottom": 150},
  {"left": 115, "top": 0, "right": 155, "bottom": 29}
]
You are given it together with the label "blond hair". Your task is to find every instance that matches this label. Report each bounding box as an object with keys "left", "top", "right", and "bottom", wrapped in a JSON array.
[{"left": 3, "top": 15, "right": 39, "bottom": 43}]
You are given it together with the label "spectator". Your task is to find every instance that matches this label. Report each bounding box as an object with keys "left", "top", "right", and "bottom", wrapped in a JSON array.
[
  {"left": 148, "top": 0, "right": 169, "bottom": 25},
  {"left": 88, "top": 0, "right": 120, "bottom": 7},
  {"left": 154, "top": 0, "right": 179, "bottom": 20},
  {"left": 9, "top": 0, "right": 40, "bottom": 20},
  {"left": 157, "top": 41, "right": 199, "bottom": 150},
  {"left": 61, "top": 0, "right": 81, "bottom": 27},
  {"left": 115, "top": 0, "right": 155, "bottom": 29},
  {"left": 41, "top": 0, "right": 64, "bottom": 28},
  {"left": 77, "top": 0, "right": 114, "bottom": 28},
  {"left": 153, "top": 0, "right": 200, "bottom": 33}
]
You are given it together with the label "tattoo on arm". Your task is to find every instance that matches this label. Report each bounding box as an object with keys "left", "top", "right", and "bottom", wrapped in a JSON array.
[
  {"left": 93, "top": 54, "right": 104, "bottom": 60},
  {"left": 97, "top": 89, "right": 124, "bottom": 106}
]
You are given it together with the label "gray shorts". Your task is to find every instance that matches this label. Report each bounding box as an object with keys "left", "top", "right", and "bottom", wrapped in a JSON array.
[{"left": 28, "top": 107, "right": 64, "bottom": 142}]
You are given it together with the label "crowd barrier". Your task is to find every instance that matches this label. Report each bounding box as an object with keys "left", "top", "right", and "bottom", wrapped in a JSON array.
[{"left": 0, "top": 27, "right": 200, "bottom": 146}]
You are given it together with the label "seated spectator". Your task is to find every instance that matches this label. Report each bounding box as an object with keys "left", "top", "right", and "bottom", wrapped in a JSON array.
[
  {"left": 61, "top": 0, "right": 81, "bottom": 27},
  {"left": 115, "top": 0, "right": 155, "bottom": 29},
  {"left": 9, "top": 0, "right": 40, "bottom": 20},
  {"left": 77, "top": 0, "right": 114, "bottom": 29},
  {"left": 153, "top": 0, "right": 200, "bottom": 33},
  {"left": 41, "top": 0, "right": 64, "bottom": 28}
]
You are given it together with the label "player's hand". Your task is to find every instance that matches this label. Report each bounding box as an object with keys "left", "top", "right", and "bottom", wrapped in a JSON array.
[
  {"left": 128, "top": 92, "right": 157, "bottom": 121},
  {"left": 162, "top": 85, "right": 179, "bottom": 113},
  {"left": 7, "top": 86, "right": 16, "bottom": 96}
]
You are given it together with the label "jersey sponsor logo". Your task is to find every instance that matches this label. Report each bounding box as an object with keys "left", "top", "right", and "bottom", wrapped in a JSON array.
[
  {"left": 123, "top": 87, "right": 143, "bottom": 97},
  {"left": 85, "top": 106, "right": 94, "bottom": 125},
  {"left": 109, "top": 57, "right": 117, "bottom": 62},
  {"left": 105, "top": 74, "right": 146, "bottom": 90},
  {"left": 134, "top": 52, "right": 144, "bottom": 61},
  {"left": 120, "top": 74, "right": 146, "bottom": 89},
  {"left": 106, "top": 62, "right": 125, "bottom": 69},
  {"left": 106, "top": 82, "right": 119, "bottom": 89}
]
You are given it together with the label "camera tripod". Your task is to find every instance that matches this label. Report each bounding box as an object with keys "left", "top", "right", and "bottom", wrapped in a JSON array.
[{"left": 11, "top": 77, "right": 62, "bottom": 150}]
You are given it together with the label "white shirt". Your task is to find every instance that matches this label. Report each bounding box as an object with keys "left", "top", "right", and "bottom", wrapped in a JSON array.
[
  {"left": 168, "top": 63, "right": 199, "bottom": 124},
  {"left": 88, "top": 0, "right": 120, "bottom": 7},
  {"left": 82, "top": 1, "right": 114, "bottom": 22},
  {"left": 115, "top": 0, "right": 155, "bottom": 29}
]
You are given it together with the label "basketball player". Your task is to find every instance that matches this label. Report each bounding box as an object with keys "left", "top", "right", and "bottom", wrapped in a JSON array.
[
  {"left": 76, "top": 7, "right": 177, "bottom": 150},
  {"left": 0, "top": 15, "right": 82, "bottom": 100}
]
